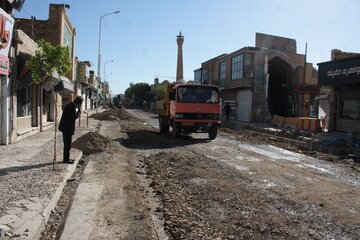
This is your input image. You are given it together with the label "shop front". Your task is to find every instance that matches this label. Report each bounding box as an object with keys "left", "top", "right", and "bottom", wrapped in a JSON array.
[{"left": 318, "top": 56, "right": 360, "bottom": 133}]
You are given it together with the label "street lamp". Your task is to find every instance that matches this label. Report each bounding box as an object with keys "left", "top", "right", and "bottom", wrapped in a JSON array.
[
  {"left": 103, "top": 60, "right": 114, "bottom": 83},
  {"left": 97, "top": 10, "right": 120, "bottom": 80},
  {"left": 106, "top": 73, "right": 112, "bottom": 82},
  {"left": 104, "top": 73, "right": 112, "bottom": 106}
]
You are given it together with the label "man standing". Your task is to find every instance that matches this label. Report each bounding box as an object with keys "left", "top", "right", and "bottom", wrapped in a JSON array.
[
  {"left": 58, "top": 96, "right": 83, "bottom": 164},
  {"left": 223, "top": 102, "right": 232, "bottom": 121}
]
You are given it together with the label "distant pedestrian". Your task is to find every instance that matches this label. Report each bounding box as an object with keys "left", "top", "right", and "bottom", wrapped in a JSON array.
[
  {"left": 58, "top": 96, "right": 83, "bottom": 164},
  {"left": 223, "top": 102, "right": 232, "bottom": 121}
]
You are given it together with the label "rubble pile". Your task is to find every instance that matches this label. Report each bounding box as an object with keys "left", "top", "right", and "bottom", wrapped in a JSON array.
[
  {"left": 72, "top": 131, "right": 113, "bottom": 155},
  {"left": 90, "top": 108, "right": 133, "bottom": 121},
  {"left": 143, "top": 151, "right": 303, "bottom": 239}
]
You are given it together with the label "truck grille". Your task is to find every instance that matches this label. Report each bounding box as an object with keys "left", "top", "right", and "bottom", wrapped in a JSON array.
[{"left": 177, "top": 113, "right": 220, "bottom": 120}]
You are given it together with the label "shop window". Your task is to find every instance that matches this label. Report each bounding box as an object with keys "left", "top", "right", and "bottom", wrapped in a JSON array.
[
  {"left": 17, "top": 86, "right": 31, "bottom": 117},
  {"left": 340, "top": 99, "right": 360, "bottom": 120}
]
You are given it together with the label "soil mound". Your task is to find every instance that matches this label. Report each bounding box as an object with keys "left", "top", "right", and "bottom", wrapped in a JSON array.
[
  {"left": 90, "top": 109, "right": 133, "bottom": 121},
  {"left": 72, "top": 131, "right": 113, "bottom": 155}
]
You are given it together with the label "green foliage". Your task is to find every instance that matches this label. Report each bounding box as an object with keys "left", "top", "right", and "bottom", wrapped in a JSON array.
[
  {"left": 26, "top": 40, "right": 71, "bottom": 84},
  {"left": 124, "top": 82, "right": 152, "bottom": 105},
  {"left": 153, "top": 83, "right": 166, "bottom": 99}
]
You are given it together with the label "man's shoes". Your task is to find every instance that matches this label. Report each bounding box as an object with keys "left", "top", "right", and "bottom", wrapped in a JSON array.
[{"left": 63, "top": 159, "right": 75, "bottom": 164}]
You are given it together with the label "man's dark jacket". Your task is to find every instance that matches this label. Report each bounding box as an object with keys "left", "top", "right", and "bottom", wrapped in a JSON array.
[{"left": 58, "top": 101, "right": 79, "bottom": 135}]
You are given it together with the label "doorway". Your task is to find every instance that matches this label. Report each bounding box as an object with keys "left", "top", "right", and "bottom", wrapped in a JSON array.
[
  {"left": 268, "top": 57, "right": 295, "bottom": 117},
  {"left": 237, "top": 89, "right": 252, "bottom": 121}
]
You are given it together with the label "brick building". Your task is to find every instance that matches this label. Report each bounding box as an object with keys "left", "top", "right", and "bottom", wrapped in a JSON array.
[
  {"left": 196, "top": 33, "right": 319, "bottom": 122},
  {"left": 15, "top": 4, "right": 76, "bottom": 81},
  {"left": 15, "top": 3, "right": 76, "bottom": 110}
]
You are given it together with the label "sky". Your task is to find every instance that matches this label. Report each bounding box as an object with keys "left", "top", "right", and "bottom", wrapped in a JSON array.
[{"left": 14, "top": 0, "right": 360, "bottom": 94}]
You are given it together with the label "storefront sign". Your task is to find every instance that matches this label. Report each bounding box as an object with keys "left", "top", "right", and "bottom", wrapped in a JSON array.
[
  {"left": 318, "top": 56, "right": 360, "bottom": 85},
  {"left": 0, "top": 55, "right": 9, "bottom": 75},
  {"left": 295, "top": 84, "right": 320, "bottom": 94},
  {"left": 0, "top": 9, "right": 14, "bottom": 76}
]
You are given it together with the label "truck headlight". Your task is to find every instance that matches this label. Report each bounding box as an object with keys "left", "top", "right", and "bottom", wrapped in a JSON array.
[{"left": 175, "top": 113, "right": 184, "bottom": 119}]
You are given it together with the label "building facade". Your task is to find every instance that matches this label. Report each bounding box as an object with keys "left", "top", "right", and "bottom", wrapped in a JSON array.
[
  {"left": 0, "top": 3, "right": 77, "bottom": 144},
  {"left": 77, "top": 60, "right": 98, "bottom": 111},
  {"left": 15, "top": 3, "right": 76, "bottom": 106},
  {"left": 15, "top": 4, "right": 76, "bottom": 80},
  {"left": 197, "top": 33, "right": 319, "bottom": 122}
]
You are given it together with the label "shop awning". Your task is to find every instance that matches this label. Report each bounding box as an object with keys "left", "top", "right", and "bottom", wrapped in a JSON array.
[
  {"left": 42, "top": 71, "right": 74, "bottom": 96},
  {"left": 87, "top": 85, "right": 97, "bottom": 91},
  {"left": 54, "top": 75, "right": 75, "bottom": 96},
  {"left": 42, "top": 71, "right": 61, "bottom": 91}
]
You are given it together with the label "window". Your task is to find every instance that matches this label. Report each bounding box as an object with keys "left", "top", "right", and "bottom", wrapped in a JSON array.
[
  {"left": 194, "top": 69, "right": 202, "bottom": 84},
  {"left": 231, "top": 54, "right": 254, "bottom": 79},
  {"left": 219, "top": 62, "right": 226, "bottom": 88},
  {"left": 177, "top": 86, "right": 219, "bottom": 104},
  {"left": 231, "top": 55, "right": 243, "bottom": 80},
  {"left": 17, "top": 86, "right": 31, "bottom": 117},
  {"left": 202, "top": 69, "right": 209, "bottom": 84},
  {"left": 244, "top": 54, "right": 254, "bottom": 77}
]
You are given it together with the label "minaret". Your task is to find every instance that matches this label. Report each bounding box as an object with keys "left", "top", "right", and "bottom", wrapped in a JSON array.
[{"left": 176, "top": 31, "right": 184, "bottom": 83}]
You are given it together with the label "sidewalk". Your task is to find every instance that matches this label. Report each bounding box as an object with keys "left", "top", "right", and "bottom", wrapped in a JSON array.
[{"left": 0, "top": 110, "right": 100, "bottom": 240}]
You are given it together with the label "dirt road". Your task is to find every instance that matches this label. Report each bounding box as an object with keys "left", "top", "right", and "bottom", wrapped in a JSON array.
[
  {"left": 126, "top": 109, "right": 360, "bottom": 240},
  {"left": 42, "top": 108, "right": 360, "bottom": 239}
]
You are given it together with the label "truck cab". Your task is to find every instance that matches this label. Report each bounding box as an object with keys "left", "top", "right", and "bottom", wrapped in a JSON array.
[{"left": 157, "top": 83, "right": 221, "bottom": 139}]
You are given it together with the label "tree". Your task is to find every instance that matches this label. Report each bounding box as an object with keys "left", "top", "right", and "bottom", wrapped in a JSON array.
[
  {"left": 27, "top": 40, "right": 71, "bottom": 84},
  {"left": 152, "top": 83, "right": 166, "bottom": 100},
  {"left": 27, "top": 40, "right": 72, "bottom": 170},
  {"left": 124, "top": 82, "right": 152, "bottom": 106}
]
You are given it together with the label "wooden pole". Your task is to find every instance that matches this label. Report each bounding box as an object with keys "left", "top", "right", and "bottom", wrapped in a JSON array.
[{"left": 53, "top": 90, "right": 57, "bottom": 170}]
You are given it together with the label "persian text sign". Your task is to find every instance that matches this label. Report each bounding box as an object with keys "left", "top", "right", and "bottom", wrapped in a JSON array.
[
  {"left": 318, "top": 57, "right": 360, "bottom": 85},
  {"left": 327, "top": 66, "right": 360, "bottom": 78}
]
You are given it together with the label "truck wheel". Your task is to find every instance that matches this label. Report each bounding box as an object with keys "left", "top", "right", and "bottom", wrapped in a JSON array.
[
  {"left": 208, "top": 127, "right": 218, "bottom": 139},
  {"left": 172, "top": 125, "right": 180, "bottom": 138},
  {"left": 159, "top": 122, "right": 169, "bottom": 132},
  {"left": 159, "top": 118, "right": 169, "bottom": 132}
]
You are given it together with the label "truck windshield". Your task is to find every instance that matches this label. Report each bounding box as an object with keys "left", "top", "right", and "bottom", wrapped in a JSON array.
[{"left": 177, "top": 86, "right": 219, "bottom": 104}]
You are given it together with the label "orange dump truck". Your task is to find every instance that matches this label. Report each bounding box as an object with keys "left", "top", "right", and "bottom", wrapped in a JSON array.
[{"left": 156, "top": 83, "right": 221, "bottom": 139}]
